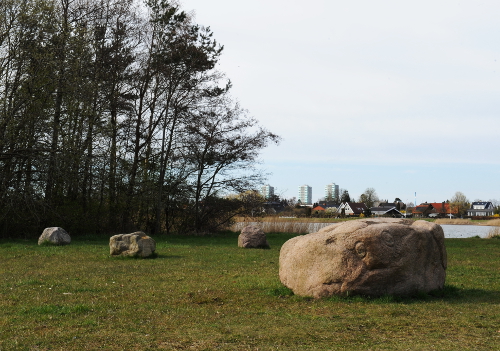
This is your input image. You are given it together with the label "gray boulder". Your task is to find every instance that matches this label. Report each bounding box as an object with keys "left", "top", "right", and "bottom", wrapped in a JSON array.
[
  {"left": 109, "top": 231, "right": 156, "bottom": 258},
  {"left": 279, "top": 218, "right": 447, "bottom": 298},
  {"left": 238, "top": 225, "right": 270, "bottom": 249},
  {"left": 38, "top": 227, "right": 71, "bottom": 245}
]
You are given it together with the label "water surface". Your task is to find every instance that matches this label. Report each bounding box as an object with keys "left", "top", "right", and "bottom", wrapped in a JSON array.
[
  {"left": 440, "top": 224, "right": 494, "bottom": 238},
  {"left": 234, "top": 222, "right": 495, "bottom": 238}
]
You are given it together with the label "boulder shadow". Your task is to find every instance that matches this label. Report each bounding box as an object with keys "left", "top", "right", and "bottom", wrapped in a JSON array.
[
  {"left": 321, "top": 285, "right": 500, "bottom": 305},
  {"left": 437, "top": 286, "right": 500, "bottom": 304},
  {"left": 377, "top": 285, "right": 500, "bottom": 304},
  {"left": 155, "top": 254, "right": 184, "bottom": 259}
]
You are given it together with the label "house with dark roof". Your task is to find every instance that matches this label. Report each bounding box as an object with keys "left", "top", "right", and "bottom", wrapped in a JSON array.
[
  {"left": 339, "top": 202, "right": 368, "bottom": 216},
  {"left": 377, "top": 202, "right": 397, "bottom": 208},
  {"left": 467, "top": 202, "right": 495, "bottom": 217},
  {"left": 370, "top": 206, "right": 404, "bottom": 217},
  {"left": 315, "top": 201, "right": 341, "bottom": 209}
]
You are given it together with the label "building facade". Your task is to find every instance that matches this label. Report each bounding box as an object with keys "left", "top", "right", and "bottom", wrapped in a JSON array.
[
  {"left": 467, "top": 202, "right": 495, "bottom": 217},
  {"left": 298, "top": 185, "right": 312, "bottom": 205},
  {"left": 260, "top": 185, "right": 275, "bottom": 199},
  {"left": 325, "top": 183, "right": 339, "bottom": 201},
  {"left": 338, "top": 202, "right": 368, "bottom": 216}
]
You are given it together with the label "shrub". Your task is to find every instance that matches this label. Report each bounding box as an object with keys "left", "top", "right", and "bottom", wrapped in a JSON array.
[{"left": 486, "top": 227, "right": 500, "bottom": 239}]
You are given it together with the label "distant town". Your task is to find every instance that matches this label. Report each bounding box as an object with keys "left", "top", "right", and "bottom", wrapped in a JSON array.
[{"left": 260, "top": 184, "right": 500, "bottom": 219}]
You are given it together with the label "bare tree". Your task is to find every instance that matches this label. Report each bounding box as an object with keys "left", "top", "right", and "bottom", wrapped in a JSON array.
[
  {"left": 0, "top": 0, "right": 280, "bottom": 237},
  {"left": 339, "top": 189, "right": 350, "bottom": 203},
  {"left": 450, "top": 191, "right": 469, "bottom": 217},
  {"left": 180, "top": 95, "right": 279, "bottom": 233},
  {"left": 359, "top": 187, "right": 379, "bottom": 208}
]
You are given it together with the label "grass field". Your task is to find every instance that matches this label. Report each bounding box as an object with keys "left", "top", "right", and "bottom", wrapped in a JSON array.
[{"left": 1, "top": 232, "right": 499, "bottom": 350}]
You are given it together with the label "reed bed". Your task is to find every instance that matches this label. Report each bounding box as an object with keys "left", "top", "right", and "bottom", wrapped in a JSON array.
[
  {"left": 484, "top": 218, "right": 500, "bottom": 227},
  {"left": 235, "top": 216, "right": 348, "bottom": 223},
  {"left": 434, "top": 218, "right": 472, "bottom": 225},
  {"left": 486, "top": 226, "right": 500, "bottom": 238},
  {"left": 233, "top": 216, "right": 500, "bottom": 233},
  {"left": 231, "top": 217, "right": 337, "bottom": 233},
  {"left": 232, "top": 220, "right": 310, "bottom": 234}
]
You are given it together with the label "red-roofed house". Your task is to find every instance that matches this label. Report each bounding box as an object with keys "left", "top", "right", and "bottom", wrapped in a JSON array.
[
  {"left": 312, "top": 205, "right": 326, "bottom": 213},
  {"left": 429, "top": 202, "right": 456, "bottom": 218},
  {"left": 412, "top": 203, "right": 434, "bottom": 218}
]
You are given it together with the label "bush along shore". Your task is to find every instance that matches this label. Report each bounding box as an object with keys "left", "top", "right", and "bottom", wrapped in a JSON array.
[{"left": 231, "top": 216, "right": 500, "bottom": 235}]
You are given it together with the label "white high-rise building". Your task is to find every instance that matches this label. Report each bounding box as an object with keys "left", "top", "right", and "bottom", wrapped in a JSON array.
[
  {"left": 260, "top": 185, "right": 274, "bottom": 199},
  {"left": 325, "top": 183, "right": 339, "bottom": 201},
  {"left": 298, "top": 185, "right": 312, "bottom": 205}
]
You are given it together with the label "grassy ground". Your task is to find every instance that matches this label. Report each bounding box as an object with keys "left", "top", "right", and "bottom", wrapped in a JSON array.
[{"left": 0, "top": 233, "right": 499, "bottom": 350}]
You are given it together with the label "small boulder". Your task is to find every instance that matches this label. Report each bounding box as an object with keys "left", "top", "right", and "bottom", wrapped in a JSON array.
[
  {"left": 38, "top": 227, "right": 71, "bottom": 245},
  {"left": 238, "top": 225, "right": 270, "bottom": 249},
  {"left": 279, "top": 218, "right": 447, "bottom": 298},
  {"left": 109, "top": 232, "right": 156, "bottom": 258}
]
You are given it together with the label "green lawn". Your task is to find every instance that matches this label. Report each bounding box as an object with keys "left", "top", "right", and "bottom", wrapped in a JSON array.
[{"left": 0, "top": 233, "right": 499, "bottom": 350}]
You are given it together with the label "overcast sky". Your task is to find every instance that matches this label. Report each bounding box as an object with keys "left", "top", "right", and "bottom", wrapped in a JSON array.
[{"left": 181, "top": 0, "right": 500, "bottom": 204}]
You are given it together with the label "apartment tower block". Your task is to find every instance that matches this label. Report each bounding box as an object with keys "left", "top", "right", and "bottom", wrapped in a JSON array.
[
  {"left": 298, "top": 185, "right": 312, "bottom": 205},
  {"left": 260, "top": 185, "right": 275, "bottom": 199},
  {"left": 325, "top": 183, "right": 339, "bottom": 201}
]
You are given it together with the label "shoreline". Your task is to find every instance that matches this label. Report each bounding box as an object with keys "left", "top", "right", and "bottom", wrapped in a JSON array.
[{"left": 235, "top": 217, "right": 500, "bottom": 227}]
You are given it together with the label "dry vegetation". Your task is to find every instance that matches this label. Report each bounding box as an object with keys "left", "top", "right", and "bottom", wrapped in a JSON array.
[
  {"left": 231, "top": 216, "right": 353, "bottom": 234},
  {"left": 232, "top": 217, "right": 311, "bottom": 234},
  {"left": 434, "top": 218, "right": 500, "bottom": 227},
  {"left": 233, "top": 217, "right": 500, "bottom": 234},
  {"left": 486, "top": 227, "right": 500, "bottom": 239},
  {"left": 484, "top": 219, "right": 500, "bottom": 227},
  {"left": 434, "top": 218, "right": 473, "bottom": 225}
]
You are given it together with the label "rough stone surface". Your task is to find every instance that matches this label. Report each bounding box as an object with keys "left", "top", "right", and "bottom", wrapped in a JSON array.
[
  {"left": 109, "top": 232, "right": 156, "bottom": 258},
  {"left": 279, "top": 218, "right": 447, "bottom": 298},
  {"left": 238, "top": 225, "right": 270, "bottom": 249},
  {"left": 38, "top": 227, "right": 71, "bottom": 245}
]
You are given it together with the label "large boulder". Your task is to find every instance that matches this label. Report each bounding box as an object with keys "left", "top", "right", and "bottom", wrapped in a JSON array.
[
  {"left": 279, "top": 218, "right": 447, "bottom": 298},
  {"left": 38, "top": 227, "right": 71, "bottom": 245},
  {"left": 238, "top": 225, "right": 270, "bottom": 249},
  {"left": 109, "top": 232, "right": 156, "bottom": 258}
]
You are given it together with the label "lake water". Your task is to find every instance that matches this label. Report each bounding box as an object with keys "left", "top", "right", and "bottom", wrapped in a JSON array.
[
  {"left": 440, "top": 224, "right": 494, "bottom": 238},
  {"left": 234, "top": 222, "right": 495, "bottom": 238}
]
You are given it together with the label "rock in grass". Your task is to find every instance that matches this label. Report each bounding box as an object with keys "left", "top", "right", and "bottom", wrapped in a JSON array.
[
  {"left": 109, "top": 232, "right": 156, "bottom": 258},
  {"left": 279, "top": 218, "right": 447, "bottom": 298},
  {"left": 238, "top": 225, "right": 270, "bottom": 249},
  {"left": 38, "top": 227, "right": 71, "bottom": 245}
]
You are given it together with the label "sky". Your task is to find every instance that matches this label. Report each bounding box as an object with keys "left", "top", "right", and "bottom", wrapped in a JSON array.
[{"left": 180, "top": 0, "right": 500, "bottom": 204}]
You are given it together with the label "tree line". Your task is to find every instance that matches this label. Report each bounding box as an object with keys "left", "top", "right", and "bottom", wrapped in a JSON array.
[{"left": 0, "top": 0, "right": 279, "bottom": 237}]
